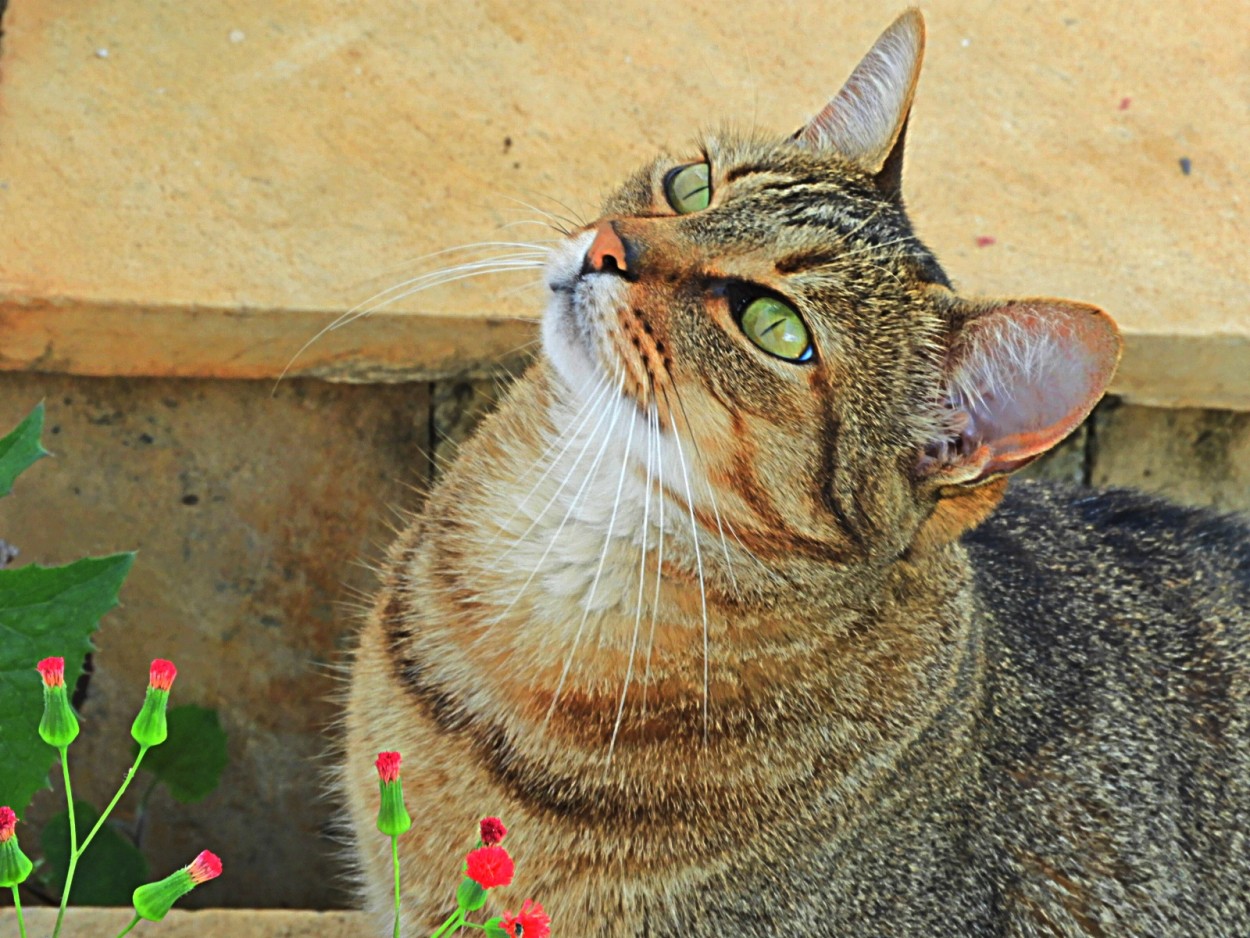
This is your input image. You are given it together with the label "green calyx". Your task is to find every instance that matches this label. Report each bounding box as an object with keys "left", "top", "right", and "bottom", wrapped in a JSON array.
[
  {"left": 131, "top": 687, "right": 170, "bottom": 747},
  {"left": 132, "top": 868, "right": 195, "bottom": 921},
  {"left": 376, "top": 779, "right": 412, "bottom": 837},
  {"left": 0, "top": 836, "right": 34, "bottom": 888},
  {"left": 39, "top": 684, "right": 80, "bottom": 749}
]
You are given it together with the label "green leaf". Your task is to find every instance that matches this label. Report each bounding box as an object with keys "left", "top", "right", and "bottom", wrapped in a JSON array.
[
  {"left": 457, "top": 876, "right": 488, "bottom": 913},
  {"left": 0, "top": 403, "right": 51, "bottom": 498},
  {"left": 41, "top": 799, "right": 149, "bottom": 905},
  {"left": 136, "top": 705, "right": 229, "bottom": 803},
  {"left": 484, "top": 917, "right": 510, "bottom": 938},
  {"left": 0, "top": 553, "right": 135, "bottom": 815}
]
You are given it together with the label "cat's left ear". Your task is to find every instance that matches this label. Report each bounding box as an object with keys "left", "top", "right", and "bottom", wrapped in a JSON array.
[
  {"left": 796, "top": 8, "right": 925, "bottom": 194},
  {"left": 908, "top": 298, "right": 1120, "bottom": 552},
  {"left": 919, "top": 298, "right": 1122, "bottom": 487}
]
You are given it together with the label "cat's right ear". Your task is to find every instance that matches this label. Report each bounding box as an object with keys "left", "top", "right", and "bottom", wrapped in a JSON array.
[{"left": 794, "top": 8, "right": 925, "bottom": 193}]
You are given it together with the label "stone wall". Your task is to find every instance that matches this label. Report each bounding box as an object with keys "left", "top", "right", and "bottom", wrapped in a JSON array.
[{"left": 1, "top": 372, "right": 1246, "bottom": 909}]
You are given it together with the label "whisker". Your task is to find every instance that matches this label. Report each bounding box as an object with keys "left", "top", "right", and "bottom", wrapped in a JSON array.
[
  {"left": 668, "top": 383, "right": 740, "bottom": 596},
  {"left": 477, "top": 373, "right": 628, "bottom": 641},
  {"left": 610, "top": 387, "right": 656, "bottom": 757},
  {"left": 546, "top": 382, "right": 640, "bottom": 725},
  {"left": 491, "top": 373, "right": 618, "bottom": 562},
  {"left": 660, "top": 385, "right": 709, "bottom": 745},
  {"left": 480, "top": 371, "right": 614, "bottom": 552},
  {"left": 276, "top": 252, "right": 546, "bottom": 391},
  {"left": 641, "top": 402, "right": 665, "bottom": 722}
]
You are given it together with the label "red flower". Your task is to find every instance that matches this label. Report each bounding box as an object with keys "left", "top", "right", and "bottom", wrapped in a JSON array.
[
  {"left": 149, "top": 659, "right": 177, "bottom": 691},
  {"left": 499, "top": 899, "right": 550, "bottom": 938},
  {"left": 0, "top": 806, "right": 17, "bottom": 843},
  {"left": 187, "top": 850, "right": 223, "bottom": 885},
  {"left": 36, "top": 657, "right": 65, "bottom": 688},
  {"left": 374, "top": 751, "right": 402, "bottom": 784},
  {"left": 464, "top": 845, "right": 514, "bottom": 889},
  {"left": 479, "top": 816, "right": 507, "bottom": 846}
]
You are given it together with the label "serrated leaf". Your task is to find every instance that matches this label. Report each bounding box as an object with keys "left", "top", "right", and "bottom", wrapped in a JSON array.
[
  {"left": 0, "top": 403, "right": 51, "bottom": 497},
  {"left": 136, "top": 705, "right": 229, "bottom": 803},
  {"left": 0, "top": 553, "right": 135, "bottom": 815},
  {"left": 41, "top": 799, "right": 149, "bottom": 905}
]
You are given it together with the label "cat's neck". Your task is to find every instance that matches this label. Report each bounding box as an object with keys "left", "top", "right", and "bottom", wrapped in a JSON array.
[{"left": 395, "top": 363, "right": 980, "bottom": 835}]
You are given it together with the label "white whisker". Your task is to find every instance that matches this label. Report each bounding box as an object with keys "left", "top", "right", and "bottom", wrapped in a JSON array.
[
  {"left": 546, "top": 383, "right": 639, "bottom": 725},
  {"left": 610, "top": 395, "right": 656, "bottom": 757},
  {"left": 478, "top": 374, "right": 628, "bottom": 639},
  {"left": 665, "top": 387, "right": 710, "bottom": 745},
  {"left": 642, "top": 403, "right": 666, "bottom": 722}
]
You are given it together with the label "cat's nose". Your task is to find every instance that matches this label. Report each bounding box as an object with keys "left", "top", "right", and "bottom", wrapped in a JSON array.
[{"left": 582, "top": 221, "right": 634, "bottom": 279}]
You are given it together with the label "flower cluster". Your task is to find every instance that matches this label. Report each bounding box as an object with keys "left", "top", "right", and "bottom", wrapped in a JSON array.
[
  {"left": 373, "top": 753, "right": 550, "bottom": 938},
  {"left": 16, "top": 654, "right": 222, "bottom": 938}
]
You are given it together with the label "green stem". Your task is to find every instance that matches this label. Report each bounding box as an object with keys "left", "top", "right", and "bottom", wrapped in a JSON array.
[
  {"left": 52, "top": 745, "right": 149, "bottom": 938},
  {"left": 51, "top": 747, "right": 76, "bottom": 938},
  {"left": 80, "top": 745, "right": 150, "bottom": 854},
  {"left": 115, "top": 913, "right": 142, "bottom": 938},
  {"left": 429, "top": 909, "right": 465, "bottom": 938},
  {"left": 392, "top": 835, "right": 401, "bottom": 938},
  {"left": 11, "top": 885, "right": 27, "bottom": 938}
]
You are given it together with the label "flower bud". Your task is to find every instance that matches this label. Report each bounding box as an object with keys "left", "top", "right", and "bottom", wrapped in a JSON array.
[
  {"left": 131, "top": 850, "right": 221, "bottom": 921},
  {"left": 36, "top": 657, "right": 79, "bottom": 749},
  {"left": 0, "top": 806, "right": 34, "bottom": 888},
  {"left": 374, "top": 751, "right": 412, "bottom": 837},
  {"left": 479, "top": 816, "right": 507, "bottom": 847},
  {"left": 130, "top": 659, "right": 177, "bottom": 748}
]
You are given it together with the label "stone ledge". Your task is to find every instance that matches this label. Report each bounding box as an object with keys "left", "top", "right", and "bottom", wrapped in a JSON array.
[
  {"left": 1, "top": 0, "right": 1247, "bottom": 406},
  {"left": 0, "top": 908, "right": 367, "bottom": 938}
]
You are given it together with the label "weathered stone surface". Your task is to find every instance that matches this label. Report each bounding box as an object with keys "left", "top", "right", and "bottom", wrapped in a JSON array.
[
  {"left": 0, "top": 1, "right": 1247, "bottom": 407},
  {"left": 0, "top": 908, "right": 366, "bottom": 938},
  {"left": 1091, "top": 402, "right": 1250, "bottom": 513},
  {"left": 1016, "top": 424, "right": 1089, "bottom": 486},
  {"left": 0, "top": 375, "right": 430, "bottom": 908}
]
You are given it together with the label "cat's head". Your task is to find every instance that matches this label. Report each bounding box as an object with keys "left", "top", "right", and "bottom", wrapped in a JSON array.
[{"left": 541, "top": 9, "right": 1120, "bottom": 571}]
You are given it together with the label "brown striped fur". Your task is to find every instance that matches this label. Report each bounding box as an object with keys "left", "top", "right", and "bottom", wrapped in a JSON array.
[{"left": 345, "top": 10, "right": 1250, "bottom": 935}]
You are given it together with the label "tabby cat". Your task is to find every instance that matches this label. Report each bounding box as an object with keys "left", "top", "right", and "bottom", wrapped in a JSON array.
[{"left": 344, "top": 10, "right": 1250, "bottom": 935}]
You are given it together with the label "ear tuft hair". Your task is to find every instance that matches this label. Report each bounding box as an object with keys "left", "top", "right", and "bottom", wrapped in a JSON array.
[{"left": 797, "top": 8, "right": 926, "bottom": 177}]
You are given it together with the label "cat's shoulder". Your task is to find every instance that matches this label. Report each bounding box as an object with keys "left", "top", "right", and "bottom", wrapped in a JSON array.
[
  {"left": 964, "top": 479, "right": 1249, "bottom": 705},
  {"left": 967, "top": 479, "right": 1250, "bottom": 601}
]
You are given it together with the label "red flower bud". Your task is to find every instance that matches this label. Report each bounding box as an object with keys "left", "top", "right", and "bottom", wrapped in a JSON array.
[
  {"left": 149, "top": 659, "right": 177, "bottom": 691},
  {"left": 375, "top": 750, "right": 402, "bottom": 784},
  {"left": 187, "top": 850, "right": 222, "bottom": 885},
  {"left": 36, "top": 657, "right": 65, "bottom": 688},
  {"left": 479, "top": 816, "right": 507, "bottom": 846}
]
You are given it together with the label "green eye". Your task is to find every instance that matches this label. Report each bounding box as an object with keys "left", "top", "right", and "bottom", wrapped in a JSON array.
[
  {"left": 739, "top": 297, "right": 814, "bottom": 362},
  {"left": 664, "top": 163, "right": 711, "bottom": 214}
]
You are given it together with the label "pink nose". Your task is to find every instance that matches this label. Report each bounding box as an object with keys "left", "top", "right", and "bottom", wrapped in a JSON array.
[{"left": 586, "top": 221, "right": 629, "bottom": 275}]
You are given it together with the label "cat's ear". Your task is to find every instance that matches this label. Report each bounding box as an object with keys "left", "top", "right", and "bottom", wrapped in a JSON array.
[
  {"left": 909, "top": 298, "right": 1120, "bottom": 552},
  {"left": 796, "top": 8, "right": 925, "bottom": 189},
  {"left": 919, "top": 298, "right": 1122, "bottom": 487}
]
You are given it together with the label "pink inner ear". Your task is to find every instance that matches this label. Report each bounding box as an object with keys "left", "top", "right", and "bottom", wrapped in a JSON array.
[{"left": 948, "top": 301, "right": 1121, "bottom": 477}]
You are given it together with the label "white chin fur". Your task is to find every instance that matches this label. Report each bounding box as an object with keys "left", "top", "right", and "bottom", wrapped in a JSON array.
[{"left": 541, "top": 229, "right": 626, "bottom": 399}]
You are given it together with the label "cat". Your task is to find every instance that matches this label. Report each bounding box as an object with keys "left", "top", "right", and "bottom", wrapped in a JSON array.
[{"left": 344, "top": 9, "right": 1250, "bottom": 935}]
